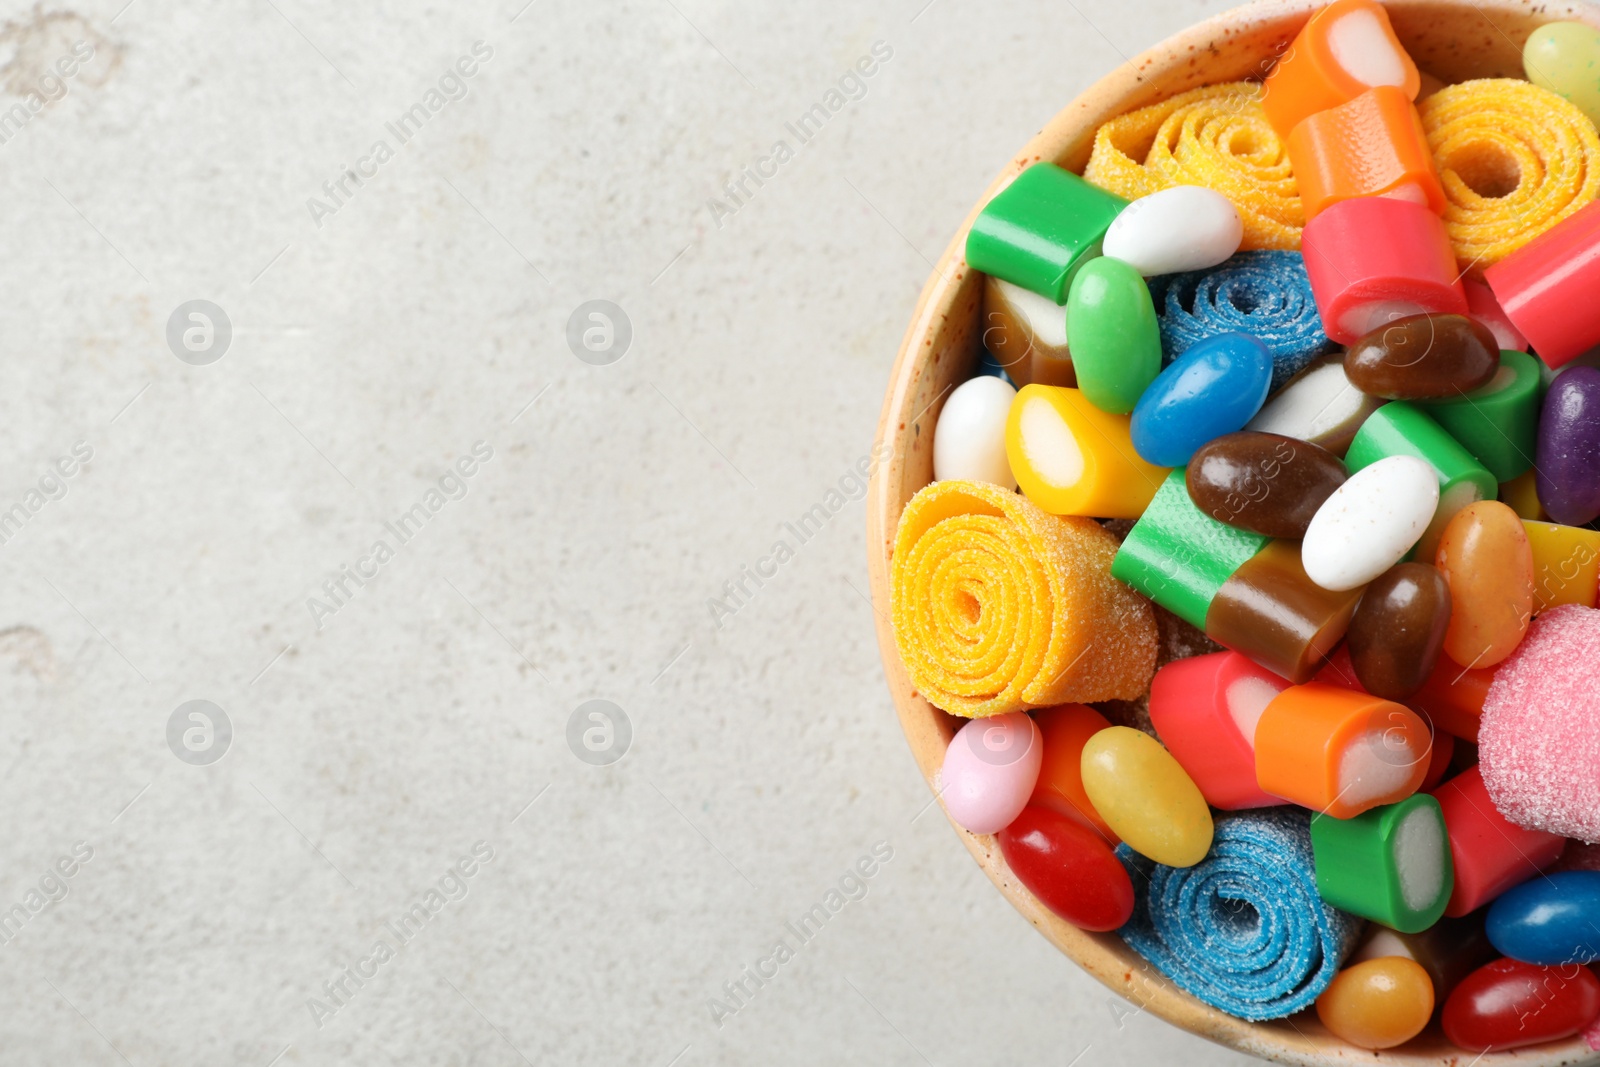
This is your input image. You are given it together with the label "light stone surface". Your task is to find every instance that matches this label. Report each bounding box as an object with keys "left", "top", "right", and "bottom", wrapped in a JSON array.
[{"left": 0, "top": 0, "right": 1258, "bottom": 1063}]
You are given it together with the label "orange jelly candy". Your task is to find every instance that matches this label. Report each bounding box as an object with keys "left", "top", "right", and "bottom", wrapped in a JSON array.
[
  {"left": 1260, "top": 0, "right": 1420, "bottom": 138},
  {"left": 1287, "top": 86, "right": 1444, "bottom": 220},
  {"left": 1028, "top": 704, "right": 1119, "bottom": 844},
  {"left": 1435, "top": 501, "right": 1534, "bottom": 669},
  {"left": 1316, "top": 957, "right": 1435, "bottom": 1050}
]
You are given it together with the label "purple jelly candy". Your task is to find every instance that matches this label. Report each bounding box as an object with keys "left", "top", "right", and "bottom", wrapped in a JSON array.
[{"left": 1537, "top": 367, "right": 1600, "bottom": 526}]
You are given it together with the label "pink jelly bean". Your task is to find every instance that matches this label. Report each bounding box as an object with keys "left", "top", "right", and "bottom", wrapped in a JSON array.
[
  {"left": 1480, "top": 604, "right": 1600, "bottom": 842},
  {"left": 939, "top": 713, "right": 1043, "bottom": 835},
  {"left": 1149, "top": 651, "right": 1290, "bottom": 810}
]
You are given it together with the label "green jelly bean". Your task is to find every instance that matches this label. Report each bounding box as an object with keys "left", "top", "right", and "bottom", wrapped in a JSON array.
[
  {"left": 1066, "top": 256, "right": 1162, "bottom": 414},
  {"left": 1110, "top": 469, "right": 1268, "bottom": 630},
  {"left": 1419, "top": 350, "right": 1543, "bottom": 482},
  {"left": 1524, "top": 22, "right": 1600, "bottom": 129},
  {"left": 1311, "top": 794, "right": 1454, "bottom": 934},
  {"left": 965, "top": 164, "right": 1127, "bottom": 303}
]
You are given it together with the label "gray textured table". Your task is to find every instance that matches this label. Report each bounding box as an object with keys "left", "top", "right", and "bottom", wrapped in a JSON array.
[{"left": 0, "top": 0, "right": 1258, "bottom": 1062}]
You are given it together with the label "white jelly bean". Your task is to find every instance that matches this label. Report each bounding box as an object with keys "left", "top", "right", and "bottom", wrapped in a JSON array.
[
  {"left": 1102, "top": 186, "right": 1244, "bottom": 278},
  {"left": 1302, "top": 455, "right": 1439, "bottom": 591},
  {"left": 934, "top": 375, "right": 1017, "bottom": 488}
]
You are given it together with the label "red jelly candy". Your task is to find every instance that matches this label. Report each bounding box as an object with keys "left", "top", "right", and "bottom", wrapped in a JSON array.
[
  {"left": 997, "top": 805, "right": 1134, "bottom": 932},
  {"left": 1442, "top": 958, "right": 1600, "bottom": 1051}
]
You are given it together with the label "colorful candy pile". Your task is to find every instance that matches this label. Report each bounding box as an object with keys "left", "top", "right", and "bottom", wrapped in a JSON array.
[{"left": 892, "top": 1, "right": 1600, "bottom": 1053}]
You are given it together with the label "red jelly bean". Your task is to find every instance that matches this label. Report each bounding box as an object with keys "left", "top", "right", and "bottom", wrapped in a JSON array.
[
  {"left": 1441, "top": 957, "right": 1600, "bottom": 1052},
  {"left": 997, "top": 805, "right": 1135, "bottom": 932}
]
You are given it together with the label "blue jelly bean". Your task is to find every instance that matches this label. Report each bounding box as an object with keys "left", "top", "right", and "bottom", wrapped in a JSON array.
[
  {"left": 1485, "top": 870, "right": 1600, "bottom": 966},
  {"left": 975, "top": 348, "right": 1017, "bottom": 387},
  {"left": 1130, "top": 332, "right": 1273, "bottom": 467},
  {"left": 1155, "top": 251, "right": 1333, "bottom": 390}
]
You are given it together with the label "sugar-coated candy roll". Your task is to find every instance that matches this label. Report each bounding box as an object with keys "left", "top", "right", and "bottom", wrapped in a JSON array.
[
  {"left": 1484, "top": 201, "right": 1600, "bottom": 370},
  {"left": 1084, "top": 83, "right": 1303, "bottom": 251},
  {"left": 932, "top": 376, "right": 1016, "bottom": 489},
  {"left": 1523, "top": 519, "right": 1600, "bottom": 614},
  {"left": 1432, "top": 766, "right": 1566, "bottom": 916},
  {"left": 889, "top": 480, "right": 1156, "bottom": 718},
  {"left": 1479, "top": 603, "right": 1600, "bottom": 842},
  {"left": 1287, "top": 86, "right": 1444, "bottom": 220},
  {"left": 1154, "top": 251, "right": 1333, "bottom": 390},
  {"left": 1254, "top": 682, "right": 1431, "bottom": 818},
  {"left": 1149, "top": 651, "right": 1289, "bottom": 811},
  {"left": 980, "top": 276, "right": 1075, "bottom": 388},
  {"left": 1300, "top": 196, "right": 1466, "bottom": 346},
  {"left": 965, "top": 163, "right": 1127, "bottom": 302},
  {"left": 1420, "top": 78, "right": 1600, "bottom": 271},
  {"left": 1259, "top": 0, "right": 1419, "bottom": 137},
  {"left": 1246, "top": 353, "right": 1382, "bottom": 456},
  {"left": 938, "top": 713, "right": 1041, "bottom": 835},
  {"left": 1111, "top": 469, "right": 1268, "bottom": 630},
  {"left": 1206, "top": 541, "right": 1363, "bottom": 685},
  {"left": 1004, "top": 385, "right": 1169, "bottom": 518},
  {"left": 1116, "top": 808, "right": 1364, "bottom": 1021}
]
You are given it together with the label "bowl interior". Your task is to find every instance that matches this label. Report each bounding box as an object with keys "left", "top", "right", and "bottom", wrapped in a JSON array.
[{"left": 866, "top": 1, "right": 1600, "bottom": 1064}]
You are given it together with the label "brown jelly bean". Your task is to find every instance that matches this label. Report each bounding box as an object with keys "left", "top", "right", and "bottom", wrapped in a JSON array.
[
  {"left": 1347, "top": 562, "right": 1452, "bottom": 700},
  {"left": 1346, "top": 313, "right": 1500, "bottom": 400},
  {"left": 1205, "top": 541, "right": 1364, "bottom": 683},
  {"left": 1186, "top": 431, "right": 1348, "bottom": 538}
]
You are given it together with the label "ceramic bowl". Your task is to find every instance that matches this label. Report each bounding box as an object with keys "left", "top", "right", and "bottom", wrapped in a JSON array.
[{"left": 865, "top": 1, "right": 1600, "bottom": 1062}]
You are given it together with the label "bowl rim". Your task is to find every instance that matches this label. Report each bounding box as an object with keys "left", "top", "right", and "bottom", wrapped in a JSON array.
[{"left": 864, "top": 1, "right": 1600, "bottom": 1063}]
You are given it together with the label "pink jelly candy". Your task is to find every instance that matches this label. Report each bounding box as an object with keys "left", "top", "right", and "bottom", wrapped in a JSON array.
[{"left": 1480, "top": 604, "right": 1600, "bottom": 842}]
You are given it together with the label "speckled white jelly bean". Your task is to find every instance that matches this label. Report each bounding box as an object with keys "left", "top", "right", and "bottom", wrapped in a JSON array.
[
  {"left": 933, "top": 375, "right": 1017, "bottom": 488},
  {"left": 1102, "top": 186, "right": 1243, "bottom": 278},
  {"left": 1301, "top": 455, "right": 1439, "bottom": 591}
]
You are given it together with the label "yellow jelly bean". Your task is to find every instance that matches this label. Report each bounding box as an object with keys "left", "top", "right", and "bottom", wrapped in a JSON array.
[
  {"left": 1315, "top": 957, "right": 1435, "bottom": 1050},
  {"left": 1005, "top": 385, "right": 1170, "bottom": 519},
  {"left": 1080, "top": 726, "right": 1212, "bottom": 867},
  {"left": 1524, "top": 22, "right": 1600, "bottom": 130},
  {"left": 1435, "top": 501, "right": 1535, "bottom": 668},
  {"left": 1523, "top": 520, "right": 1600, "bottom": 614},
  {"left": 1500, "top": 469, "right": 1546, "bottom": 521},
  {"left": 1419, "top": 79, "right": 1600, "bottom": 271},
  {"left": 1084, "top": 82, "right": 1303, "bottom": 252}
]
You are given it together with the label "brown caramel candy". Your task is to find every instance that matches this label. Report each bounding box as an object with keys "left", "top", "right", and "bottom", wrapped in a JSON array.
[
  {"left": 1186, "top": 431, "right": 1348, "bottom": 539},
  {"left": 1345, "top": 313, "right": 1499, "bottom": 400},
  {"left": 1347, "top": 562, "right": 1452, "bottom": 700},
  {"left": 982, "top": 274, "right": 1076, "bottom": 387},
  {"left": 1204, "top": 540, "right": 1364, "bottom": 683}
]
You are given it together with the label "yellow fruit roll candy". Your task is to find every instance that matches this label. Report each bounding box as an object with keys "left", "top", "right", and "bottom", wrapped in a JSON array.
[
  {"left": 1419, "top": 78, "right": 1600, "bottom": 271},
  {"left": 1005, "top": 385, "right": 1169, "bottom": 518},
  {"left": 890, "top": 480, "right": 1157, "bottom": 718},
  {"left": 1084, "top": 82, "right": 1304, "bottom": 251}
]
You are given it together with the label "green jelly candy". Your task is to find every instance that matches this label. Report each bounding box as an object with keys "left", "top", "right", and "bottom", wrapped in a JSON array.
[
  {"left": 964, "top": 163, "right": 1127, "bottom": 303},
  {"left": 1311, "top": 794, "right": 1454, "bottom": 934},
  {"left": 1066, "top": 256, "right": 1162, "bottom": 414},
  {"left": 1418, "top": 350, "right": 1543, "bottom": 483},
  {"left": 1524, "top": 22, "right": 1600, "bottom": 129},
  {"left": 1110, "top": 469, "right": 1268, "bottom": 630}
]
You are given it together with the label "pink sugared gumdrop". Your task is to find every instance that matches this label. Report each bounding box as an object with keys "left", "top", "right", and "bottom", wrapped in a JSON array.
[
  {"left": 939, "top": 713, "right": 1043, "bottom": 835},
  {"left": 1480, "top": 604, "right": 1600, "bottom": 843}
]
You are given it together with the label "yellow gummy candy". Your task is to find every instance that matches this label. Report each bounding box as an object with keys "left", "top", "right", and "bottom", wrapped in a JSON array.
[
  {"left": 1420, "top": 78, "right": 1600, "bottom": 271},
  {"left": 890, "top": 480, "right": 1156, "bottom": 718},
  {"left": 1084, "top": 82, "right": 1304, "bottom": 251}
]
